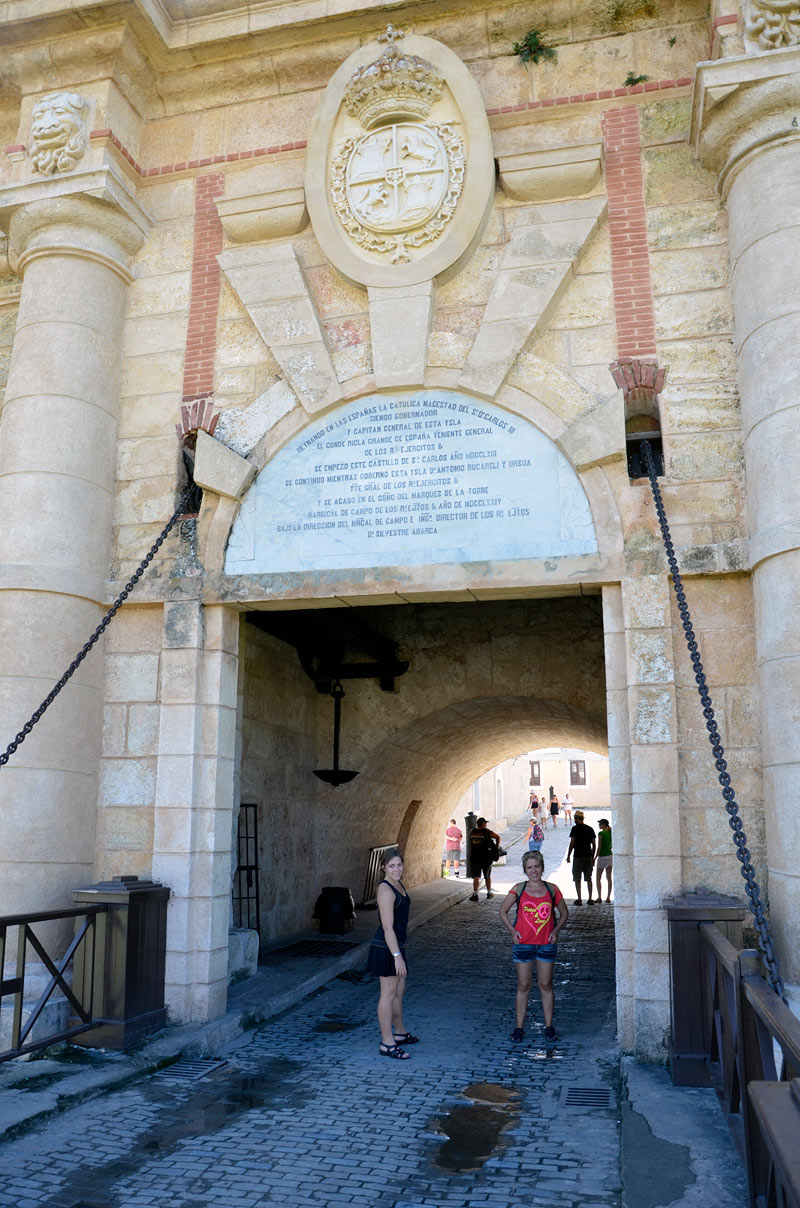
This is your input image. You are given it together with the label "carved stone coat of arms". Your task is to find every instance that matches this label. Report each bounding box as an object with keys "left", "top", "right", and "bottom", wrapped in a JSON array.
[
  {"left": 328, "top": 30, "right": 466, "bottom": 263},
  {"left": 305, "top": 26, "right": 494, "bottom": 288}
]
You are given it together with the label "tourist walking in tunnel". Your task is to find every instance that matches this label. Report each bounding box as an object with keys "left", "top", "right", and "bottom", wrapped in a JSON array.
[
  {"left": 444, "top": 818, "right": 463, "bottom": 877},
  {"left": 566, "top": 809, "right": 597, "bottom": 905},
  {"left": 595, "top": 818, "right": 613, "bottom": 902},
  {"left": 499, "top": 850, "right": 568, "bottom": 1044},
  {"left": 467, "top": 816, "right": 501, "bottom": 900},
  {"left": 524, "top": 813, "right": 545, "bottom": 853},
  {"left": 366, "top": 849, "right": 418, "bottom": 1060}
]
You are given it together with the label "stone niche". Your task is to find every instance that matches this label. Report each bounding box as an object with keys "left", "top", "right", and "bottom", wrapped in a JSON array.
[{"left": 224, "top": 389, "right": 598, "bottom": 577}]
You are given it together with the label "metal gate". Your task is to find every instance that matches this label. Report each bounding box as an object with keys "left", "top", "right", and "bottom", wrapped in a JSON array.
[
  {"left": 361, "top": 844, "right": 397, "bottom": 907},
  {"left": 232, "top": 803, "right": 260, "bottom": 933}
]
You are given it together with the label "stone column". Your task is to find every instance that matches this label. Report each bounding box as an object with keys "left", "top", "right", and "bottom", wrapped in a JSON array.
[
  {"left": 0, "top": 195, "right": 145, "bottom": 922},
  {"left": 694, "top": 45, "right": 800, "bottom": 984},
  {"left": 152, "top": 601, "right": 239, "bottom": 1023},
  {"left": 603, "top": 577, "right": 682, "bottom": 1059}
]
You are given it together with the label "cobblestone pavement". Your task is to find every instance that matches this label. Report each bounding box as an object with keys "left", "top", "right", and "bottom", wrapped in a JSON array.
[{"left": 0, "top": 826, "right": 621, "bottom": 1208}]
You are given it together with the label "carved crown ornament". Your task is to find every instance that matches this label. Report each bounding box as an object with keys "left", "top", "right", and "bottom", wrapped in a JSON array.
[
  {"left": 305, "top": 27, "right": 495, "bottom": 289},
  {"left": 744, "top": 0, "right": 800, "bottom": 51},
  {"left": 344, "top": 26, "right": 444, "bottom": 129}
]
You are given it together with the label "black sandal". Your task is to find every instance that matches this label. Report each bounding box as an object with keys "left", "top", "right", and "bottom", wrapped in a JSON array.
[
  {"left": 380, "top": 1043, "right": 410, "bottom": 1060},
  {"left": 393, "top": 1031, "right": 420, "bottom": 1045}
]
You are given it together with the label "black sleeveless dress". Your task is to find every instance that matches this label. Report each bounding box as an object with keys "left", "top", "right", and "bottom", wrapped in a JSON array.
[{"left": 366, "top": 879, "right": 410, "bottom": 977}]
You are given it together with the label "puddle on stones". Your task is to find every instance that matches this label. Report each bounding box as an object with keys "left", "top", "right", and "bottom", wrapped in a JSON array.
[
  {"left": 528, "top": 1044, "right": 564, "bottom": 1060},
  {"left": 9, "top": 1070, "right": 72, "bottom": 1093},
  {"left": 312, "top": 1018, "right": 362, "bottom": 1033},
  {"left": 38, "top": 1057, "right": 307, "bottom": 1208},
  {"left": 138, "top": 1062, "right": 306, "bottom": 1150},
  {"left": 430, "top": 1082, "right": 520, "bottom": 1173}
]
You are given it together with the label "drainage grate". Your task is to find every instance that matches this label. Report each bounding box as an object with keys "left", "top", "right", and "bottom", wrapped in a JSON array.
[
  {"left": 560, "top": 1086, "right": 613, "bottom": 1109},
  {"left": 153, "top": 1059, "right": 228, "bottom": 1082},
  {"left": 269, "top": 938, "right": 359, "bottom": 959}
]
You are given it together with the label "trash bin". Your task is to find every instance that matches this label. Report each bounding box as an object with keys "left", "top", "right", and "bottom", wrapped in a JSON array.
[
  {"left": 70, "top": 875, "right": 170, "bottom": 1050},
  {"left": 313, "top": 887, "right": 356, "bottom": 935}
]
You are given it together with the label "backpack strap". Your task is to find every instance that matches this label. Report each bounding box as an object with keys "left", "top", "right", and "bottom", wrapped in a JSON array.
[{"left": 514, "top": 880, "right": 558, "bottom": 922}]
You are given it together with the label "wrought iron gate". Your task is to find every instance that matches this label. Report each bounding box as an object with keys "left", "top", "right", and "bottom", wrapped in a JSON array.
[
  {"left": 362, "top": 844, "right": 397, "bottom": 907},
  {"left": 232, "top": 803, "right": 260, "bottom": 934}
]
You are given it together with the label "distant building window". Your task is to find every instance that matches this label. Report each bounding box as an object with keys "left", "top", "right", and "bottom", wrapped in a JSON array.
[
  {"left": 570, "top": 760, "right": 586, "bottom": 786},
  {"left": 530, "top": 761, "right": 541, "bottom": 786}
]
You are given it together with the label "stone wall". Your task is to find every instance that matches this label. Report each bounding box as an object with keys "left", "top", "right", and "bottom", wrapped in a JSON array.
[
  {"left": 0, "top": 0, "right": 788, "bottom": 1053},
  {"left": 97, "top": 604, "right": 164, "bottom": 879},
  {"left": 238, "top": 622, "right": 319, "bottom": 943}
]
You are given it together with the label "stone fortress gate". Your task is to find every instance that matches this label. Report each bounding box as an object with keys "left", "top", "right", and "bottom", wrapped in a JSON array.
[{"left": 0, "top": 0, "right": 798, "bottom": 1060}]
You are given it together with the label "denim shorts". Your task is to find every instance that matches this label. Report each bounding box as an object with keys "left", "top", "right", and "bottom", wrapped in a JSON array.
[{"left": 513, "top": 942, "right": 557, "bottom": 964}]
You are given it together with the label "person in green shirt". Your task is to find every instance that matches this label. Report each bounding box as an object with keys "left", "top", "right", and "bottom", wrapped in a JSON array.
[{"left": 595, "top": 818, "right": 613, "bottom": 903}]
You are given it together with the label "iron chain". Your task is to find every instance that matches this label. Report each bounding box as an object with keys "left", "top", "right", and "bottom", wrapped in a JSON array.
[
  {"left": 0, "top": 486, "right": 194, "bottom": 771},
  {"left": 641, "top": 440, "right": 785, "bottom": 1001}
]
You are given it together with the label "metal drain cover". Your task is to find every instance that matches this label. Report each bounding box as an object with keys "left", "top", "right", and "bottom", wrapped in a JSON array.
[
  {"left": 270, "top": 938, "right": 358, "bottom": 959},
  {"left": 560, "top": 1086, "right": 613, "bottom": 1108},
  {"left": 153, "top": 1059, "right": 228, "bottom": 1082}
]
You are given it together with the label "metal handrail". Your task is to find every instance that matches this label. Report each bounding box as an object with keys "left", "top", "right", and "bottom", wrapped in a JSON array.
[
  {"left": 0, "top": 905, "right": 107, "bottom": 927},
  {"left": 0, "top": 904, "right": 108, "bottom": 1062}
]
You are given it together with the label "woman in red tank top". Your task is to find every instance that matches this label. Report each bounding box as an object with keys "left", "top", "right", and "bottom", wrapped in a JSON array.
[{"left": 499, "top": 850, "right": 568, "bottom": 1045}]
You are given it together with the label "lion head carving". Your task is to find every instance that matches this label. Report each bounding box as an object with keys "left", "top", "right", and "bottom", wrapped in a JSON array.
[{"left": 29, "top": 92, "right": 89, "bottom": 176}]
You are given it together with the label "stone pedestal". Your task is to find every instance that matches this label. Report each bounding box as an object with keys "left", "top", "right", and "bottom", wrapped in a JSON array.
[
  {"left": 693, "top": 45, "right": 800, "bottom": 983},
  {"left": 0, "top": 194, "right": 145, "bottom": 929}
]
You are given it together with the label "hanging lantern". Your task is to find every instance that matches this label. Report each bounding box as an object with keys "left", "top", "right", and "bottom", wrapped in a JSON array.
[{"left": 313, "top": 680, "right": 358, "bottom": 786}]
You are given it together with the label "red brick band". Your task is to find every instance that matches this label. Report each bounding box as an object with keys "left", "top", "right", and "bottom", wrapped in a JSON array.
[
  {"left": 601, "top": 106, "right": 657, "bottom": 360},
  {"left": 182, "top": 173, "right": 224, "bottom": 404},
  {"left": 486, "top": 75, "right": 692, "bottom": 116},
  {"left": 3, "top": 81, "right": 693, "bottom": 169}
]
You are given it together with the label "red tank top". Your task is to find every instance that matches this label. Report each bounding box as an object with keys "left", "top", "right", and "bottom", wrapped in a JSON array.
[{"left": 516, "top": 884, "right": 562, "bottom": 944}]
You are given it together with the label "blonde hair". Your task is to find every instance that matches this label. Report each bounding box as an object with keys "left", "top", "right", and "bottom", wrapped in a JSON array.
[{"left": 522, "top": 850, "right": 544, "bottom": 871}]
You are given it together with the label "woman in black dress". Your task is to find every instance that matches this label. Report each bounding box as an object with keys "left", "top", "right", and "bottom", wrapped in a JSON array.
[{"left": 366, "top": 848, "right": 418, "bottom": 1060}]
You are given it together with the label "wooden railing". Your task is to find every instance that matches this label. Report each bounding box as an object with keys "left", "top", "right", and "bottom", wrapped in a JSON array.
[
  {"left": 0, "top": 905, "right": 106, "bottom": 1062},
  {"left": 700, "top": 924, "right": 800, "bottom": 1208}
]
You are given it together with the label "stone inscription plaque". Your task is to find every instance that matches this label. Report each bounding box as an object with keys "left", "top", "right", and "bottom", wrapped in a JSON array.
[{"left": 225, "top": 390, "right": 597, "bottom": 575}]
